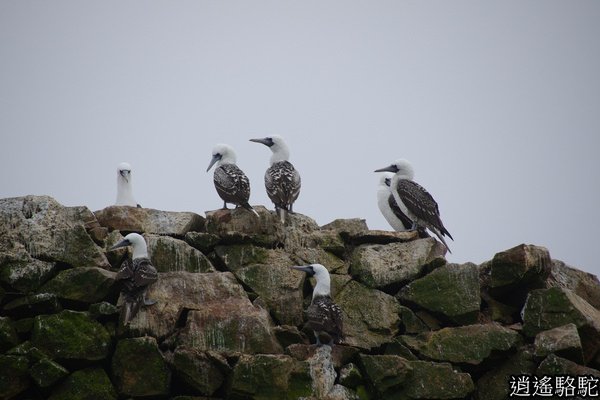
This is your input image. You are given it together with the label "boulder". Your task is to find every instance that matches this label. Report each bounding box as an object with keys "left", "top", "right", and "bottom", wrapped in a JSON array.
[
  {"left": 94, "top": 205, "right": 205, "bottom": 236},
  {"left": 537, "top": 354, "right": 600, "bottom": 377},
  {"left": 402, "top": 324, "right": 521, "bottom": 365},
  {"left": 38, "top": 267, "right": 117, "bottom": 303},
  {"left": 31, "top": 310, "right": 111, "bottom": 361},
  {"left": 534, "top": 323, "right": 583, "bottom": 363},
  {"left": 213, "top": 245, "right": 304, "bottom": 325},
  {"left": 341, "top": 229, "right": 418, "bottom": 246},
  {"left": 168, "top": 347, "right": 228, "bottom": 396},
  {"left": 293, "top": 247, "right": 347, "bottom": 275},
  {"left": 145, "top": 234, "right": 215, "bottom": 273},
  {"left": 184, "top": 231, "right": 221, "bottom": 253},
  {"left": 0, "top": 258, "right": 58, "bottom": 293},
  {"left": 29, "top": 358, "right": 69, "bottom": 388},
  {"left": 0, "top": 317, "right": 19, "bottom": 353},
  {"left": 339, "top": 363, "right": 363, "bottom": 389},
  {"left": 229, "top": 354, "right": 312, "bottom": 400},
  {"left": 321, "top": 219, "right": 368, "bottom": 236},
  {"left": 0, "top": 355, "right": 30, "bottom": 400},
  {"left": 336, "top": 280, "right": 402, "bottom": 349},
  {"left": 489, "top": 244, "right": 551, "bottom": 290},
  {"left": 398, "top": 360, "right": 475, "bottom": 399},
  {"left": 398, "top": 262, "right": 480, "bottom": 324},
  {"left": 3, "top": 293, "right": 61, "bottom": 316},
  {"left": 522, "top": 287, "right": 600, "bottom": 364},
  {"left": 398, "top": 306, "right": 429, "bottom": 334},
  {"left": 0, "top": 196, "right": 110, "bottom": 269},
  {"left": 349, "top": 238, "right": 446, "bottom": 289},
  {"left": 547, "top": 259, "right": 600, "bottom": 309},
  {"left": 358, "top": 354, "right": 411, "bottom": 395},
  {"left": 111, "top": 337, "right": 171, "bottom": 397},
  {"left": 6, "top": 341, "right": 47, "bottom": 363},
  {"left": 476, "top": 346, "right": 537, "bottom": 400},
  {"left": 49, "top": 367, "right": 117, "bottom": 400}
]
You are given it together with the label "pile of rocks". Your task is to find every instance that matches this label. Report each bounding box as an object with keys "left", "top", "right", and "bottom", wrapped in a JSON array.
[{"left": 0, "top": 195, "right": 599, "bottom": 399}]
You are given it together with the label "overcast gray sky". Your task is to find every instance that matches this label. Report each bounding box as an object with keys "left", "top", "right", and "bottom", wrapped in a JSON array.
[{"left": 1, "top": 1, "right": 599, "bottom": 276}]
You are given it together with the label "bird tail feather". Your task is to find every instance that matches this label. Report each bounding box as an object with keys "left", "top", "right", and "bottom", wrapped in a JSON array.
[
  {"left": 277, "top": 207, "right": 287, "bottom": 224},
  {"left": 432, "top": 229, "right": 452, "bottom": 254},
  {"left": 242, "top": 203, "right": 260, "bottom": 218}
]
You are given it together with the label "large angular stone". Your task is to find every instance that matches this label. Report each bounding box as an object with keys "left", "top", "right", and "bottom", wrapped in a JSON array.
[
  {"left": 213, "top": 245, "right": 304, "bottom": 325},
  {"left": 0, "top": 355, "right": 30, "bottom": 400},
  {"left": 0, "top": 258, "right": 58, "bottom": 292},
  {"left": 321, "top": 218, "right": 368, "bottom": 235},
  {"left": 168, "top": 347, "right": 228, "bottom": 396},
  {"left": 336, "top": 280, "right": 402, "bottom": 349},
  {"left": 145, "top": 234, "right": 215, "bottom": 273},
  {"left": 476, "top": 346, "right": 537, "bottom": 400},
  {"left": 350, "top": 238, "right": 446, "bottom": 289},
  {"left": 229, "top": 354, "right": 312, "bottom": 400},
  {"left": 489, "top": 244, "right": 551, "bottom": 290},
  {"left": 342, "top": 229, "right": 418, "bottom": 246},
  {"left": 49, "top": 367, "right": 117, "bottom": 400},
  {"left": 522, "top": 287, "right": 600, "bottom": 364},
  {"left": 547, "top": 259, "right": 600, "bottom": 309},
  {"left": 358, "top": 355, "right": 411, "bottom": 395},
  {"left": 112, "top": 337, "right": 171, "bottom": 397},
  {"left": 184, "top": 231, "right": 221, "bottom": 253},
  {"left": 402, "top": 324, "right": 520, "bottom": 365},
  {"left": 29, "top": 358, "right": 69, "bottom": 388},
  {"left": 3, "top": 293, "right": 61, "bottom": 316},
  {"left": 31, "top": 310, "right": 111, "bottom": 361},
  {"left": 0, "top": 196, "right": 110, "bottom": 269},
  {"left": 398, "top": 262, "right": 480, "bottom": 324},
  {"left": 534, "top": 323, "right": 583, "bottom": 363},
  {"left": 398, "top": 360, "right": 475, "bottom": 399},
  {"left": 94, "top": 205, "right": 205, "bottom": 236},
  {"left": 0, "top": 317, "right": 19, "bottom": 353},
  {"left": 38, "top": 267, "right": 117, "bottom": 303},
  {"left": 537, "top": 354, "right": 600, "bottom": 377}
]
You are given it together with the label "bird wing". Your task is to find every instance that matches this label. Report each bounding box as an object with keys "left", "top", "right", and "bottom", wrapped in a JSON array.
[
  {"left": 265, "top": 161, "right": 301, "bottom": 210},
  {"left": 214, "top": 164, "right": 251, "bottom": 204},
  {"left": 132, "top": 258, "right": 158, "bottom": 287},
  {"left": 395, "top": 179, "right": 452, "bottom": 238},
  {"left": 387, "top": 193, "right": 413, "bottom": 230},
  {"left": 115, "top": 259, "right": 134, "bottom": 281},
  {"left": 306, "top": 296, "right": 344, "bottom": 343}
]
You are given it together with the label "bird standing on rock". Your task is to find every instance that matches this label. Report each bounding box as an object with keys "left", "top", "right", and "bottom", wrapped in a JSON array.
[
  {"left": 291, "top": 264, "right": 343, "bottom": 346},
  {"left": 207, "top": 144, "right": 259, "bottom": 217},
  {"left": 250, "top": 135, "right": 301, "bottom": 223},
  {"left": 115, "top": 162, "right": 141, "bottom": 207},
  {"left": 109, "top": 233, "right": 158, "bottom": 325}
]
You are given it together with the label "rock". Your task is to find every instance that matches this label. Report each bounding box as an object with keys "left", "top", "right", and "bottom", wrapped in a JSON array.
[
  {"left": 0, "top": 258, "right": 58, "bottom": 293},
  {"left": 307, "top": 346, "right": 337, "bottom": 399},
  {"left": 398, "top": 262, "right": 480, "bottom": 324},
  {"left": 402, "top": 324, "right": 521, "bottom": 365},
  {"left": 547, "top": 259, "right": 600, "bottom": 309},
  {"left": 3, "top": 293, "right": 61, "bottom": 316},
  {"left": 293, "top": 247, "right": 347, "bottom": 275},
  {"left": 285, "top": 344, "right": 359, "bottom": 370},
  {"left": 14, "top": 318, "right": 34, "bottom": 335},
  {"left": 184, "top": 231, "right": 221, "bottom": 253},
  {"left": 321, "top": 219, "right": 368, "bottom": 235},
  {"left": 213, "top": 245, "right": 304, "bottom": 325},
  {"left": 534, "top": 323, "right": 583, "bottom": 363},
  {"left": 398, "top": 360, "right": 475, "bottom": 399},
  {"left": 49, "top": 367, "right": 117, "bottom": 400},
  {"left": 229, "top": 354, "right": 312, "bottom": 400},
  {"left": 302, "top": 230, "right": 346, "bottom": 258},
  {"left": 94, "top": 205, "right": 205, "bottom": 236},
  {"left": 342, "top": 229, "right": 418, "bottom": 246},
  {"left": 168, "top": 347, "right": 227, "bottom": 396},
  {"left": 31, "top": 310, "right": 111, "bottom": 361},
  {"left": 398, "top": 306, "right": 429, "bottom": 334},
  {"left": 88, "top": 301, "right": 119, "bottom": 318},
  {"left": 0, "top": 196, "right": 110, "bottom": 269},
  {"left": 358, "top": 354, "right": 411, "bottom": 395},
  {"left": 335, "top": 280, "right": 402, "bottom": 349},
  {"left": 537, "top": 354, "right": 600, "bottom": 377},
  {"left": 383, "top": 339, "right": 419, "bottom": 360},
  {"left": 146, "top": 234, "right": 215, "bottom": 273},
  {"left": 6, "top": 341, "right": 47, "bottom": 363},
  {"left": 522, "top": 287, "right": 600, "bottom": 364},
  {"left": 349, "top": 238, "right": 446, "bottom": 290},
  {"left": 29, "top": 358, "right": 69, "bottom": 388},
  {"left": 0, "top": 317, "right": 19, "bottom": 353},
  {"left": 0, "top": 355, "right": 30, "bottom": 400},
  {"left": 111, "top": 337, "right": 171, "bottom": 397},
  {"left": 274, "top": 325, "right": 309, "bottom": 348},
  {"left": 38, "top": 267, "right": 117, "bottom": 303},
  {"left": 476, "top": 346, "right": 537, "bottom": 400},
  {"left": 489, "top": 244, "right": 551, "bottom": 289},
  {"left": 339, "top": 363, "right": 363, "bottom": 389}
]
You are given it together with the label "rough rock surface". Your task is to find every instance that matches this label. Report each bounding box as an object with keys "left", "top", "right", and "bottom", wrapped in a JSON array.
[{"left": 1, "top": 195, "right": 599, "bottom": 399}]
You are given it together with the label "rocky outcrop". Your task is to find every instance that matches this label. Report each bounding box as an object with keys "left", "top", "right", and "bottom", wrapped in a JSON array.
[{"left": 0, "top": 195, "right": 599, "bottom": 400}]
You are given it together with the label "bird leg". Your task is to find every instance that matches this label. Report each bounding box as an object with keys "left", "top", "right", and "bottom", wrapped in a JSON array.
[
  {"left": 314, "top": 332, "right": 322, "bottom": 347},
  {"left": 221, "top": 202, "right": 228, "bottom": 210}
]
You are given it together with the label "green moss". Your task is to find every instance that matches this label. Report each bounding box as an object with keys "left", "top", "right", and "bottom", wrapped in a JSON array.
[
  {"left": 38, "top": 267, "right": 116, "bottom": 303},
  {"left": 49, "top": 367, "right": 116, "bottom": 400},
  {"left": 0, "top": 316, "right": 19, "bottom": 353},
  {"left": 0, "top": 355, "right": 30, "bottom": 399},
  {"left": 214, "top": 245, "right": 270, "bottom": 270},
  {"left": 29, "top": 358, "right": 69, "bottom": 388},
  {"left": 0, "top": 259, "right": 57, "bottom": 292},
  {"left": 399, "top": 361, "right": 475, "bottom": 399}
]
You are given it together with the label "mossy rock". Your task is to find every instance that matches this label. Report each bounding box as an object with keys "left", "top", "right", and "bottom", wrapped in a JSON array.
[
  {"left": 397, "top": 360, "right": 475, "bottom": 399},
  {"left": 490, "top": 243, "right": 550, "bottom": 289},
  {"left": 3, "top": 293, "right": 61, "bottom": 316},
  {"left": 398, "top": 306, "right": 429, "bottom": 334},
  {"left": 339, "top": 363, "right": 363, "bottom": 389},
  {"left": 112, "top": 337, "right": 171, "bottom": 397},
  {"left": 0, "top": 355, "right": 30, "bottom": 399},
  {"left": 402, "top": 324, "right": 521, "bottom": 365},
  {"left": 534, "top": 323, "right": 583, "bottom": 363},
  {"left": 29, "top": 358, "right": 69, "bottom": 388},
  {"left": 537, "top": 354, "right": 600, "bottom": 377},
  {"left": 6, "top": 341, "right": 48, "bottom": 363},
  {"left": 38, "top": 267, "right": 117, "bottom": 303},
  {"left": 398, "top": 262, "right": 480, "bottom": 324},
  {"left": 169, "top": 347, "right": 227, "bottom": 396},
  {"left": 358, "top": 354, "right": 411, "bottom": 395},
  {"left": 0, "top": 259, "right": 58, "bottom": 292},
  {"left": 0, "top": 316, "right": 19, "bottom": 353},
  {"left": 88, "top": 301, "right": 119, "bottom": 318},
  {"left": 31, "top": 310, "right": 111, "bottom": 361},
  {"left": 184, "top": 231, "right": 221, "bottom": 253},
  {"left": 476, "top": 346, "right": 537, "bottom": 400},
  {"left": 146, "top": 234, "right": 215, "bottom": 273},
  {"left": 49, "top": 367, "right": 117, "bottom": 400}
]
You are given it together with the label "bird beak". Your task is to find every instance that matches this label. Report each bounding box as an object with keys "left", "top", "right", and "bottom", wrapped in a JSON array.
[
  {"left": 249, "top": 138, "right": 270, "bottom": 146},
  {"left": 374, "top": 165, "right": 397, "bottom": 173},
  {"left": 290, "top": 265, "right": 312, "bottom": 273},
  {"left": 206, "top": 154, "right": 221, "bottom": 172},
  {"left": 119, "top": 170, "right": 129, "bottom": 183},
  {"left": 109, "top": 238, "right": 130, "bottom": 251}
]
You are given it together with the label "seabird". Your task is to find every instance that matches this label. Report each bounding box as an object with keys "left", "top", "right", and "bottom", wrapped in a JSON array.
[
  {"left": 115, "top": 162, "right": 141, "bottom": 207},
  {"left": 206, "top": 144, "right": 259, "bottom": 217},
  {"left": 375, "top": 159, "right": 453, "bottom": 252},
  {"left": 109, "top": 233, "right": 158, "bottom": 325},
  {"left": 290, "top": 264, "right": 343, "bottom": 346},
  {"left": 250, "top": 135, "right": 301, "bottom": 223}
]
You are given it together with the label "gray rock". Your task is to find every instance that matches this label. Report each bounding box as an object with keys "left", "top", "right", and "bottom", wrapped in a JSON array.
[
  {"left": 0, "top": 258, "right": 58, "bottom": 293},
  {"left": 399, "top": 360, "right": 475, "bottom": 399},
  {"left": 537, "top": 354, "right": 600, "bottom": 377},
  {"left": 349, "top": 238, "right": 446, "bottom": 289},
  {"left": 3, "top": 293, "right": 61, "bottom": 316},
  {"left": 398, "top": 262, "right": 480, "bottom": 324},
  {"left": 49, "top": 367, "right": 117, "bottom": 400},
  {"left": 398, "top": 306, "right": 429, "bottom": 334},
  {"left": 321, "top": 218, "right": 369, "bottom": 235},
  {"left": 0, "top": 196, "right": 110, "bottom": 269},
  {"left": 341, "top": 229, "right": 418, "bottom": 246},
  {"left": 94, "top": 205, "right": 205, "bottom": 236},
  {"left": 358, "top": 354, "right": 412, "bottom": 395},
  {"left": 145, "top": 234, "right": 215, "bottom": 273},
  {"left": 534, "top": 323, "right": 583, "bottom": 363},
  {"left": 547, "top": 259, "right": 600, "bottom": 309},
  {"left": 184, "top": 231, "right": 221, "bottom": 253},
  {"left": 38, "top": 267, "right": 117, "bottom": 303},
  {"left": 29, "top": 358, "right": 69, "bottom": 388},
  {"left": 339, "top": 363, "right": 363, "bottom": 389},
  {"left": 168, "top": 347, "right": 228, "bottom": 396},
  {"left": 489, "top": 244, "right": 551, "bottom": 290},
  {"left": 476, "top": 346, "right": 537, "bottom": 400}
]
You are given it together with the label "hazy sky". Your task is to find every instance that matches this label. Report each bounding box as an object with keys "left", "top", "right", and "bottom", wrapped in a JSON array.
[{"left": 1, "top": 1, "right": 599, "bottom": 276}]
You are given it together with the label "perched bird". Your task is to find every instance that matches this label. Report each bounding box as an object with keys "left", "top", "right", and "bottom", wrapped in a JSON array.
[
  {"left": 375, "top": 159, "right": 453, "bottom": 252},
  {"left": 115, "top": 162, "right": 141, "bottom": 207},
  {"left": 109, "top": 233, "right": 158, "bottom": 325},
  {"left": 290, "top": 264, "right": 343, "bottom": 346},
  {"left": 250, "top": 135, "right": 301, "bottom": 223},
  {"left": 206, "top": 144, "right": 259, "bottom": 217}
]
